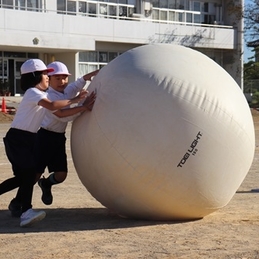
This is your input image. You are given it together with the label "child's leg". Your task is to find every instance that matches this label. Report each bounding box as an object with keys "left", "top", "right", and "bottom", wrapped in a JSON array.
[
  {"left": 0, "top": 176, "right": 21, "bottom": 195},
  {"left": 38, "top": 171, "right": 67, "bottom": 205},
  {"left": 19, "top": 169, "right": 35, "bottom": 213},
  {"left": 19, "top": 171, "right": 46, "bottom": 227},
  {"left": 51, "top": 171, "right": 67, "bottom": 183}
]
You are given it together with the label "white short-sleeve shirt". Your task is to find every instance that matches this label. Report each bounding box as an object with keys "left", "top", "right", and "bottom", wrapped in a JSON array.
[
  {"left": 41, "top": 77, "right": 86, "bottom": 133},
  {"left": 11, "top": 87, "right": 48, "bottom": 133}
]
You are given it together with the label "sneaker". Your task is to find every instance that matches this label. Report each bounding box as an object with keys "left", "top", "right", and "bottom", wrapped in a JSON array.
[
  {"left": 38, "top": 178, "right": 53, "bottom": 205},
  {"left": 20, "top": 209, "right": 46, "bottom": 227},
  {"left": 8, "top": 198, "right": 22, "bottom": 217}
]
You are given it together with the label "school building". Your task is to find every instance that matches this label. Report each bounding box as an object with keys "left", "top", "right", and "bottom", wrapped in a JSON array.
[{"left": 0, "top": 0, "right": 244, "bottom": 96}]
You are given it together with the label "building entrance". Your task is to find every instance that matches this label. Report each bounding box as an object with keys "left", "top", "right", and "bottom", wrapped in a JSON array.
[{"left": 0, "top": 52, "right": 38, "bottom": 96}]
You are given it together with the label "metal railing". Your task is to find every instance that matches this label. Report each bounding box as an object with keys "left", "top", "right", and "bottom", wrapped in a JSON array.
[{"left": 0, "top": 2, "right": 232, "bottom": 28}]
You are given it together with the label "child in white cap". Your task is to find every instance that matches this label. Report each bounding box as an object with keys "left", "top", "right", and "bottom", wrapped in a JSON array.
[
  {"left": 36, "top": 61, "right": 98, "bottom": 206},
  {"left": 1, "top": 59, "right": 88, "bottom": 227}
]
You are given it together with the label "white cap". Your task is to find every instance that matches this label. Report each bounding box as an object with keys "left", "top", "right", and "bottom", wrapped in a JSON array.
[
  {"left": 47, "top": 61, "right": 71, "bottom": 76},
  {"left": 20, "top": 59, "right": 54, "bottom": 75}
]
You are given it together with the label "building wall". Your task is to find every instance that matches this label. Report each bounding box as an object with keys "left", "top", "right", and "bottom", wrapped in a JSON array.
[
  {"left": 0, "top": 0, "right": 244, "bottom": 94},
  {"left": 0, "top": 8, "right": 235, "bottom": 50}
]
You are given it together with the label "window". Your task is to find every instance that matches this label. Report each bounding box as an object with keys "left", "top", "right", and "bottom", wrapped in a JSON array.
[
  {"left": 100, "top": 3, "right": 108, "bottom": 15},
  {"left": 152, "top": 0, "right": 188, "bottom": 22},
  {"left": 27, "top": 0, "right": 40, "bottom": 11},
  {"left": 79, "top": 64, "right": 98, "bottom": 76},
  {"left": 203, "top": 2, "right": 208, "bottom": 13},
  {"left": 153, "top": 0, "right": 159, "bottom": 8},
  {"left": 57, "top": 0, "right": 66, "bottom": 13},
  {"left": 193, "top": 2, "right": 200, "bottom": 12},
  {"left": 186, "top": 12, "right": 192, "bottom": 23},
  {"left": 57, "top": 0, "right": 76, "bottom": 15},
  {"left": 154, "top": 0, "right": 185, "bottom": 9},
  {"left": 79, "top": 51, "right": 121, "bottom": 76},
  {"left": 67, "top": 0, "right": 76, "bottom": 14},
  {"left": 118, "top": 0, "right": 127, "bottom": 4},
  {"left": 160, "top": 10, "right": 167, "bottom": 20},
  {"left": 28, "top": 52, "right": 39, "bottom": 58},
  {"left": 79, "top": 51, "right": 98, "bottom": 62},
  {"left": 108, "top": 52, "right": 118, "bottom": 61},
  {"left": 177, "top": 0, "right": 184, "bottom": 9},
  {"left": 15, "top": 0, "right": 25, "bottom": 10},
  {"left": 2, "top": 0, "right": 13, "bottom": 9},
  {"left": 109, "top": 5, "right": 117, "bottom": 16},
  {"left": 152, "top": 9, "right": 159, "bottom": 19},
  {"left": 88, "top": 2, "right": 97, "bottom": 15},
  {"left": 11, "top": 0, "right": 42, "bottom": 11},
  {"left": 0, "top": 60, "right": 8, "bottom": 78},
  {"left": 160, "top": 0, "right": 167, "bottom": 8},
  {"left": 190, "top": 2, "right": 214, "bottom": 24},
  {"left": 99, "top": 52, "right": 108, "bottom": 62},
  {"left": 79, "top": 1, "right": 87, "bottom": 13},
  {"left": 56, "top": 0, "right": 133, "bottom": 18},
  {"left": 119, "top": 6, "right": 127, "bottom": 16},
  {"left": 194, "top": 13, "right": 200, "bottom": 23},
  {"left": 4, "top": 52, "right": 26, "bottom": 58},
  {"left": 204, "top": 14, "right": 215, "bottom": 24}
]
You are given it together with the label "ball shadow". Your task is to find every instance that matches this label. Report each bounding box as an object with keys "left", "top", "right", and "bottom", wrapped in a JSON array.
[{"left": 0, "top": 207, "right": 201, "bottom": 234}]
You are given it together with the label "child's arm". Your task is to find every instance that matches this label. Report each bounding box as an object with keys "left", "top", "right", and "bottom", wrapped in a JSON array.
[
  {"left": 53, "top": 106, "right": 87, "bottom": 119},
  {"left": 65, "top": 70, "right": 99, "bottom": 97},
  {"left": 53, "top": 91, "right": 96, "bottom": 119},
  {"left": 39, "top": 90, "right": 87, "bottom": 111},
  {"left": 81, "top": 91, "right": 96, "bottom": 111},
  {"left": 83, "top": 69, "right": 99, "bottom": 81}
]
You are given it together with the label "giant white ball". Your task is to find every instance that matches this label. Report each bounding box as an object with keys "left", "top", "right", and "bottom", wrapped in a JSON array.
[{"left": 71, "top": 44, "right": 255, "bottom": 220}]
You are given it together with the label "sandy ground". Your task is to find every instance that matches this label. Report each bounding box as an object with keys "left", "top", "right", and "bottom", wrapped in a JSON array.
[{"left": 0, "top": 107, "right": 259, "bottom": 259}]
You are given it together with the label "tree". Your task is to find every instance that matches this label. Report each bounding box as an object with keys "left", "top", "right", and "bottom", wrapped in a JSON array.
[
  {"left": 244, "top": 60, "right": 259, "bottom": 106},
  {"left": 244, "top": 61, "right": 259, "bottom": 80},
  {"left": 244, "top": 0, "right": 259, "bottom": 40},
  {"left": 243, "top": 1, "right": 259, "bottom": 106}
]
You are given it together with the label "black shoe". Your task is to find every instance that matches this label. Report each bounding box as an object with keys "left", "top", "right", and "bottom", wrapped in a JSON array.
[
  {"left": 38, "top": 178, "right": 53, "bottom": 205},
  {"left": 8, "top": 198, "right": 22, "bottom": 217}
]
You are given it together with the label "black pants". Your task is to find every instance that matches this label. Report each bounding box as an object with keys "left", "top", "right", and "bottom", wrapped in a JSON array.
[
  {"left": 1, "top": 128, "right": 37, "bottom": 213},
  {"left": 36, "top": 127, "right": 67, "bottom": 174}
]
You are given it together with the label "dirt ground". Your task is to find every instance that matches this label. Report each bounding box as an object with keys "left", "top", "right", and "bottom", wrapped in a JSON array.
[{"left": 0, "top": 110, "right": 259, "bottom": 259}]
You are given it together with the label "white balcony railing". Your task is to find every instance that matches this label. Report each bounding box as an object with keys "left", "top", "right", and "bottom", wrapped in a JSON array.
[{"left": 0, "top": 2, "right": 232, "bottom": 28}]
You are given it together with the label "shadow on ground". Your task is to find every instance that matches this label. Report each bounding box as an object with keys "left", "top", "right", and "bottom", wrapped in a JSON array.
[{"left": 0, "top": 207, "right": 198, "bottom": 234}]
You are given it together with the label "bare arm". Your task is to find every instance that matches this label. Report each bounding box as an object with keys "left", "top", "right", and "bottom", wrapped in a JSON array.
[
  {"left": 53, "top": 90, "right": 97, "bottom": 118},
  {"left": 53, "top": 106, "right": 87, "bottom": 118},
  {"left": 38, "top": 90, "right": 87, "bottom": 111}
]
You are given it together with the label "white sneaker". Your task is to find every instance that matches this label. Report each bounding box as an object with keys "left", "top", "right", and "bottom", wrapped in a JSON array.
[{"left": 20, "top": 208, "right": 46, "bottom": 227}]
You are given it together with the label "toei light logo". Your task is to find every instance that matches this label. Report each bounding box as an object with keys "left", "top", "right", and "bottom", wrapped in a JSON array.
[{"left": 177, "top": 131, "right": 203, "bottom": 168}]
